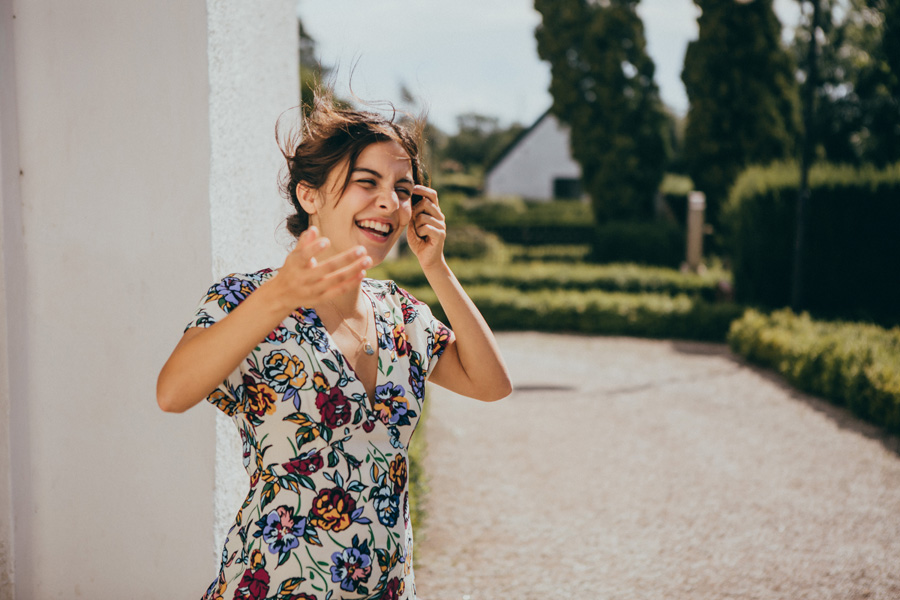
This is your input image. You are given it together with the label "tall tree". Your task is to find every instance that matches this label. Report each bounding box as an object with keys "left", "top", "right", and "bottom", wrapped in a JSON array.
[
  {"left": 682, "top": 0, "right": 801, "bottom": 229},
  {"left": 534, "top": 0, "right": 667, "bottom": 223},
  {"left": 792, "top": 0, "right": 900, "bottom": 166}
]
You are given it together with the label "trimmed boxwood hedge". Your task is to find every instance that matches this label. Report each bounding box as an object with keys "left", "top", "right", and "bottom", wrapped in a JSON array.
[
  {"left": 402, "top": 284, "right": 743, "bottom": 342},
  {"left": 728, "top": 309, "right": 900, "bottom": 434},
  {"left": 373, "top": 258, "right": 730, "bottom": 301},
  {"left": 724, "top": 162, "right": 900, "bottom": 324}
]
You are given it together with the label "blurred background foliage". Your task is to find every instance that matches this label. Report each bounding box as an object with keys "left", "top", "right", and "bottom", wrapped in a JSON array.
[{"left": 298, "top": 0, "right": 900, "bottom": 437}]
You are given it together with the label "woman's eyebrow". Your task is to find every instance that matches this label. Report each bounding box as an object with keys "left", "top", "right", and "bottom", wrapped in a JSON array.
[
  {"left": 353, "top": 167, "right": 413, "bottom": 186},
  {"left": 351, "top": 167, "right": 382, "bottom": 178}
]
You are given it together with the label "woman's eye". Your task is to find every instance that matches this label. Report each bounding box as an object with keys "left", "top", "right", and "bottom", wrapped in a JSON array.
[
  {"left": 396, "top": 188, "right": 412, "bottom": 198},
  {"left": 355, "top": 179, "right": 376, "bottom": 187}
]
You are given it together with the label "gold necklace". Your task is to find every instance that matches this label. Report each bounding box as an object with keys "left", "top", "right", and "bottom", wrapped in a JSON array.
[{"left": 329, "top": 295, "right": 375, "bottom": 356}]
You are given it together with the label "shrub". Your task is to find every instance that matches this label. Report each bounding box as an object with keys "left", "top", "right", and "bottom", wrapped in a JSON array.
[
  {"left": 458, "top": 198, "right": 597, "bottom": 246},
  {"left": 728, "top": 308, "right": 900, "bottom": 433},
  {"left": 508, "top": 244, "right": 591, "bottom": 263},
  {"left": 403, "top": 284, "right": 744, "bottom": 342},
  {"left": 371, "top": 258, "right": 730, "bottom": 301},
  {"left": 590, "top": 220, "right": 685, "bottom": 268},
  {"left": 441, "top": 224, "right": 507, "bottom": 261},
  {"left": 724, "top": 161, "right": 900, "bottom": 324}
]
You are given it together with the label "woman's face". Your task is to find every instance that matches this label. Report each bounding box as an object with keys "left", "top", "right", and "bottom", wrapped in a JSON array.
[{"left": 308, "top": 140, "right": 415, "bottom": 266}]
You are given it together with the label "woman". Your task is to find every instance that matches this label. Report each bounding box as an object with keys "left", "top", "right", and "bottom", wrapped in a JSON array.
[{"left": 157, "top": 91, "right": 512, "bottom": 600}]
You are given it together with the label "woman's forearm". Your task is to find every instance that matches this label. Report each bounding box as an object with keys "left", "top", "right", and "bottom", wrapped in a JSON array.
[{"left": 423, "top": 259, "right": 512, "bottom": 401}]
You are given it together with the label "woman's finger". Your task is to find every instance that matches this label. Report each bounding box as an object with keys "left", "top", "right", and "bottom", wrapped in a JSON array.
[
  {"left": 309, "top": 245, "right": 368, "bottom": 277},
  {"left": 413, "top": 224, "right": 444, "bottom": 240},
  {"left": 413, "top": 185, "right": 438, "bottom": 207},
  {"left": 414, "top": 214, "right": 445, "bottom": 231}
]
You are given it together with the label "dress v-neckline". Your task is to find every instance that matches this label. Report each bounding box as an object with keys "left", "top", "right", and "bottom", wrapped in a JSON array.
[{"left": 311, "top": 283, "right": 383, "bottom": 409}]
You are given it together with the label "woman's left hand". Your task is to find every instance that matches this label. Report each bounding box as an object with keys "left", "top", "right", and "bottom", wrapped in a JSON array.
[{"left": 407, "top": 185, "right": 447, "bottom": 270}]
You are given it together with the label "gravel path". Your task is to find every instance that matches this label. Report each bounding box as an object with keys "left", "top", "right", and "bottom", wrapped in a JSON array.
[{"left": 414, "top": 332, "right": 900, "bottom": 600}]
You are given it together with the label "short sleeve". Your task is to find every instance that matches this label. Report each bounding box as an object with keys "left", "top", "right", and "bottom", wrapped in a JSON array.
[
  {"left": 393, "top": 284, "right": 452, "bottom": 378},
  {"left": 182, "top": 271, "right": 272, "bottom": 416},
  {"left": 184, "top": 273, "right": 259, "bottom": 332}
]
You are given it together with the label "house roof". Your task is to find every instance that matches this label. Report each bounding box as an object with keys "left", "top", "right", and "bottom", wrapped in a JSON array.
[{"left": 484, "top": 107, "right": 554, "bottom": 177}]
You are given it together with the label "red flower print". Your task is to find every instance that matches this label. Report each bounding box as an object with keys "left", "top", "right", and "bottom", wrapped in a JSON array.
[
  {"left": 282, "top": 449, "right": 324, "bottom": 476},
  {"left": 315, "top": 387, "right": 351, "bottom": 428},
  {"left": 381, "top": 577, "right": 404, "bottom": 600},
  {"left": 232, "top": 566, "right": 269, "bottom": 600}
]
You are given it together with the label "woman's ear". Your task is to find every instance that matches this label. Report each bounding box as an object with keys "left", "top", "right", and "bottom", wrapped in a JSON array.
[{"left": 296, "top": 183, "right": 319, "bottom": 216}]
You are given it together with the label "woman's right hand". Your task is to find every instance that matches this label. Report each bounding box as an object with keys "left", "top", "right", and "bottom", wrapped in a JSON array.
[
  {"left": 156, "top": 226, "right": 371, "bottom": 413},
  {"left": 270, "top": 226, "right": 372, "bottom": 313}
]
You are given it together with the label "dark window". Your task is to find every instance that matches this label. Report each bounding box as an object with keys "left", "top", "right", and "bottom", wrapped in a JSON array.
[{"left": 553, "top": 177, "right": 582, "bottom": 199}]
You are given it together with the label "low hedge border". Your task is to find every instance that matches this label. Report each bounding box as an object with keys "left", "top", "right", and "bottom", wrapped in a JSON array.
[
  {"left": 728, "top": 309, "right": 900, "bottom": 434},
  {"left": 404, "top": 284, "right": 744, "bottom": 342},
  {"left": 373, "top": 259, "right": 730, "bottom": 301}
]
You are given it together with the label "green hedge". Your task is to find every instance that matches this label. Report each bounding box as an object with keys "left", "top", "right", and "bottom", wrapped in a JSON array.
[
  {"left": 507, "top": 244, "right": 591, "bottom": 263},
  {"left": 728, "top": 309, "right": 900, "bottom": 434},
  {"left": 405, "top": 284, "right": 744, "bottom": 342},
  {"left": 457, "top": 198, "right": 596, "bottom": 246},
  {"left": 373, "top": 258, "right": 730, "bottom": 301},
  {"left": 590, "top": 220, "right": 685, "bottom": 268},
  {"left": 462, "top": 197, "right": 594, "bottom": 227},
  {"left": 724, "top": 162, "right": 900, "bottom": 324}
]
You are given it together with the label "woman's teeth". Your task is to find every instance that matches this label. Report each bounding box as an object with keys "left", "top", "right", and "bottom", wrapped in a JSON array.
[{"left": 357, "top": 220, "right": 392, "bottom": 236}]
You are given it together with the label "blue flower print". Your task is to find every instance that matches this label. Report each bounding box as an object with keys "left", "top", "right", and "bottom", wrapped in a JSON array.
[
  {"left": 370, "top": 481, "right": 400, "bottom": 528},
  {"left": 213, "top": 276, "right": 253, "bottom": 307},
  {"left": 372, "top": 383, "right": 414, "bottom": 427},
  {"left": 254, "top": 506, "right": 305, "bottom": 564},
  {"left": 408, "top": 350, "right": 424, "bottom": 401},
  {"left": 374, "top": 313, "right": 393, "bottom": 351},
  {"left": 330, "top": 534, "right": 373, "bottom": 592},
  {"left": 296, "top": 311, "right": 330, "bottom": 353}
]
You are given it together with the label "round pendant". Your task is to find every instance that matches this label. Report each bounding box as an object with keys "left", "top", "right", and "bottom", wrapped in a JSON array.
[{"left": 364, "top": 343, "right": 375, "bottom": 356}]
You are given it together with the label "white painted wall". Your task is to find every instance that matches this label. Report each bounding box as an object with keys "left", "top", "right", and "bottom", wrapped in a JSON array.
[
  {"left": 205, "top": 0, "right": 299, "bottom": 562},
  {"left": 484, "top": 112, "right": 582, "bottom": 201},
  {"left": 0, "top": 7, "right": 19, "bottom": 597},
  {"left": 0, "top": 0, "right": 298, "bottom": 597}
]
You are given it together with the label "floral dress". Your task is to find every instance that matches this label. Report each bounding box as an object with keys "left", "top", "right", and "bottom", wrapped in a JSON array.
[{"left": 186, "top": 269, "right": 450, "bottom": 600}]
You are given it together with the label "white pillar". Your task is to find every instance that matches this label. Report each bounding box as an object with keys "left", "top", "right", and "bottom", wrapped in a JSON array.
[
  {"left": 205, "top": 0, "right": 299, "bottom": 562},
  {"left": 0, "top": 0, "right": 298, "bottom": 597},
  {"left": 0, "top": 4, "right": 22, "bottom": 598},
  {"left": 686, "top": 191, "right": 706, "bottom": 272}
]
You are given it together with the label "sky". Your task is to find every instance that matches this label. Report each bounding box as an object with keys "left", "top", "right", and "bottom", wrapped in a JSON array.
[{"left": 298, "top": 0, "right": 802, "bottom": 134}]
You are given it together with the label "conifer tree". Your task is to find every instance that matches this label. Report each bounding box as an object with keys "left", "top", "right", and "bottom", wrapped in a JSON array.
[
  {"left": 681, "top": 0, "right": 801, "bottom": 229},
  {"left": 534, "top": 0, "right": 667, "bottom": 223}
]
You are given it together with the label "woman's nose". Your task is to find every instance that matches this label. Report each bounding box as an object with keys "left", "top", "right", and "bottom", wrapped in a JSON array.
[{"left": 377, "top": 187, "right": 400, "bottom": 209}]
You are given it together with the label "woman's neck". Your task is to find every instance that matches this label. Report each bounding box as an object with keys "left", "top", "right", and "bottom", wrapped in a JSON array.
[{"left": 328, "top": 284, "right": 366, "bottom": 318}]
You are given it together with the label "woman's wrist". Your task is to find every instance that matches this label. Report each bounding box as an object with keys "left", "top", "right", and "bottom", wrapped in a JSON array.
[{"left": 419, "top": 254, "right": 451, "bottom": 280}]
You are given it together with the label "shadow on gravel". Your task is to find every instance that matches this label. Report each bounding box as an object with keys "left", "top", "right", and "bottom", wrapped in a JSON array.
[
  {"left": 669, "top": 340, "right": 731, "bottom": 356},
  {"left": 513, "top": 384, "right": 578, "bottom": 394}
]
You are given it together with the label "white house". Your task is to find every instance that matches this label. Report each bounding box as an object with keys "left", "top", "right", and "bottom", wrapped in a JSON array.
[{"left": 484, "top": 110, "right": 584, "bottom": 201}]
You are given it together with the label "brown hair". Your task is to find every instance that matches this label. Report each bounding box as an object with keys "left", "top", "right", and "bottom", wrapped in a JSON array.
[{"left": 277, "top": 88, "right": 426, "bottom": 237}]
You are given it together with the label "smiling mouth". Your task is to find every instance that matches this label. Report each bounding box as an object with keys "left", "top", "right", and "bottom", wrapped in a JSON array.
[{"left": 356, "top": 219, "right": 394, "bottom": 238}]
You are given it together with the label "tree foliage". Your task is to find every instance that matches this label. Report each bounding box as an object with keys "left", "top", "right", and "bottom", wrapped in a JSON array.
[
  {"left": 441, "top": 113, "right": 525, "bottom": 174},
  {"left": 792, "top": 0, "right": 900, "bottom": 166},
  {"left": 681, "top": 0, "right": 801, "bottom": 228},
  {"left": 534, "top": 0, "right": 667, "bottom": 223}
]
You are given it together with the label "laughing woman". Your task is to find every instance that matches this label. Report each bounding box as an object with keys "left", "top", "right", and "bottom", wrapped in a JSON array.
[{"left": 156, "top": 91, "right": 512, "bottom": 600}]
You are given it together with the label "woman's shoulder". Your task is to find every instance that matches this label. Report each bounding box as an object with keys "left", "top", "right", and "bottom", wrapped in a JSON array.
[{"left": 201, "top": 268, "right": 276, "bottom": 311}]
